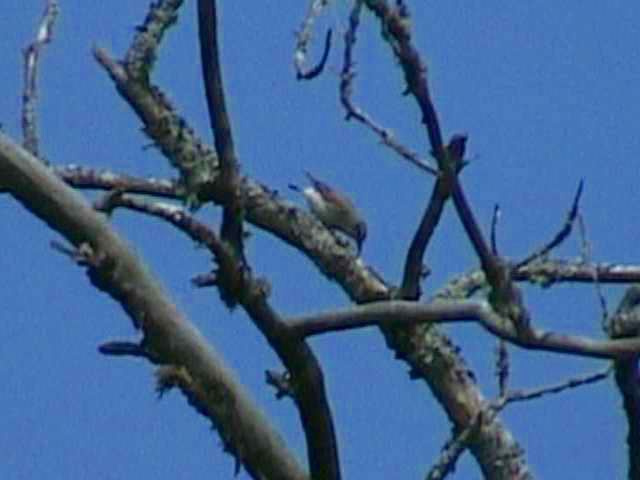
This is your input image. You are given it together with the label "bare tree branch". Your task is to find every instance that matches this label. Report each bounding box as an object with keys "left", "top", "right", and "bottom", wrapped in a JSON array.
[
  {"left": 348, "top": 8, "right": 530, "bottom": 472},
  {"left": 298, "top": 28, "right": 332, "bottom": 80},
  {"left": 425, "top": 366, "right": 609, "bottom": 479},
  {"left": 425, "top": 413, "right": 482, "bottom": 480},
  {"left": 124, "top": 0, "right": 182, "bottom": 79},
  {"left": 363, "top": 0, "right": 444, "bottom": 158},
  {"left": 55, "top": 165, "right": 179, "bottom": 198},
  {"left": 400, "top": 178, "right": 450, "bottom": 299},
  {"left": 43, "top": 167, "right": 640, "bottom": 290},
  {"left": 100, "top": 192, "right": 342, "bottom": 480},
  {"left": 610, "top": 286, "right": 640, "bottom": 478},
  {"left": 197, "top": 0, "right": 245, "bottom": 262},
  {"left": 339, "top": 2, "right": 438, "bottom": 176},
  {"left": 499, "top": 367, "right": 611, "bottom": 406},
  {"left": 287, "top": 300, "right": 640, "bottom": 359},
  {"left": 94, "top": 0, "right": 218, "bottom": 204},
  {"left": 294, "top": 0, "right": 332, "bottom": 79},
  {"left": 0, "top": 132, "right": 308, "bottom": 480},
  {"left": 8, "top": 3, "right": 637, "bottom": 477},
  {"left": 21, "top": 0, "right": 59, "bottom": 159},
  {"left": 516, "top": 180, "right": 584, "bottom": 269}
]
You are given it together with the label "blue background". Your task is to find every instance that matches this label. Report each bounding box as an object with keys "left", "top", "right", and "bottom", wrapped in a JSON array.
[{"left": 2, "top": 2, "right": 639, "bottom": 478}]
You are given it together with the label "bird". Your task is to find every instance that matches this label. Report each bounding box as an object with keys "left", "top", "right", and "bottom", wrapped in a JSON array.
[{"left": 289, "top": 171, "right": 367, "bottom": 254}]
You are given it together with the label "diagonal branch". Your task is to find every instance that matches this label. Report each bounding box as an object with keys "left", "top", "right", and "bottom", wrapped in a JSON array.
[
  {"left": 94, "top": 46, "right": 218, "bottom": 202},
  {"left": 339, "top": 2, "right": 437, "bottom": 176},
  {"left": 101, "top": 192, "right": 342, "bottom": 480},
  {"left": 516, "top": 180, "right": 584, "bottom": 269},
  {"left": 363, "top": 1, "right": 444, "bottom": 160},
  {"left": 0, "top": 132, "right": 307, "bottom": 480},
  {"left": 95, "top": 0, "right": 218, "bottom": 205}
]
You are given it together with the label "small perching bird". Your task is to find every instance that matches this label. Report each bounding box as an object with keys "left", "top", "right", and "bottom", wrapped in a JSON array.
[{"left": 289, "top": 171, "right": 367, "bottom": 254}]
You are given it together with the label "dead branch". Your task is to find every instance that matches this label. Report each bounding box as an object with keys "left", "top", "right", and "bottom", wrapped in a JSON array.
[{"left": 0, "top": 131, "right": 307, "bottom": 480}]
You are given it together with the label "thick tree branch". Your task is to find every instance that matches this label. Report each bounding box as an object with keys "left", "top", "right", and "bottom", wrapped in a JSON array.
[
  {"left": 351, "top": 6, "right": 530, "bottom": 475},
  {"left": 44, "top": 165, "right": 640, "bottom": 287},
  {"left": 94, "top": 46, "right": 218, "bottom": 202},
  {"left": 101, "top": 193, "right": 342, "bottom": 480},
  {"left": 0, "top": 132, "right": 307, "bottom": 480}
]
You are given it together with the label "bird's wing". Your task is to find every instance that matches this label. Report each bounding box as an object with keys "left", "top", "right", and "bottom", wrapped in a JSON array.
[{"left": 304, "top": 171, "right": 350, "bottom": 209}]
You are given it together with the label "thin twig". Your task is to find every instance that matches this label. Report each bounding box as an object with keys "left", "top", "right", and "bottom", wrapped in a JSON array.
[
  {"left": 499, "top": 367, "right": 611, "bottom": 406},
  {"left": 99, "top": 340, "right": 154, "bottom": 360},
  {"left": 490, "top": 204, "right": 501, "bottom": 255},
  {"left": 340, "top": 2, "right": 437, "bottom": 176},
  {"left": 294, "top": 0, "right": 332, "bottom": 79},
  {"left": 298, "top": 29, "right": 333, "bottom": 80},
  {"left": 516, "top": 180, "right": 584, "bottom": 269},
  {"left": 577, "top": 212, "right": 610, "bottom": 327},
  {"left": 21, "top": 0, "right": 59, "bottom": 160},
  {"left": 425, "top": 417, "right": 480, "bottom": 480},
  {"left": 55, "top": 165, "right": 179, "bottom": 198},
  {"left": 363, "top": 1, "right": 445, "bottom": 160}
]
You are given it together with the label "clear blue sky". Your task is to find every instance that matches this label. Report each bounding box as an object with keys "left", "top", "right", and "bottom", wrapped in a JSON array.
[{"left": 2, "top": 1, "right": 639, "bottom": 478}]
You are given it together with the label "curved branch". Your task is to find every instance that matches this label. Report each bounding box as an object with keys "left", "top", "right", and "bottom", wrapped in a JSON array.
[
  {"left": 287, "top": 300, "right": 640, "bottom": 359},
  {"left": 294, "top": 0, "right": 332, "bottom": 80}
]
